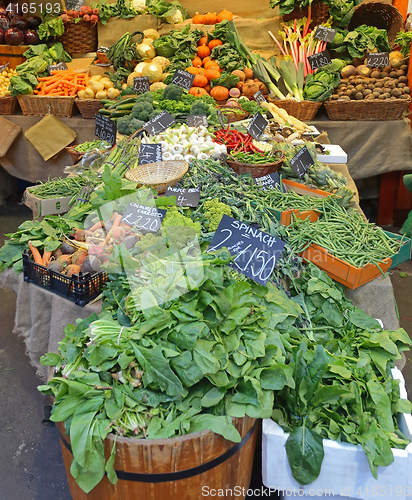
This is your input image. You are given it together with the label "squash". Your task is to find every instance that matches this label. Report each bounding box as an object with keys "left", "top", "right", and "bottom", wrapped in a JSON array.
[
  {"left": 203, "top": 12, "right": 217, "bottom": 25},
  {"left": 189, "top": 87, "right": 209, "bottom": 96},
  {"left": 204, "top": 69, "right": 221, "bottom": 82},
  {"left": 127, "top": 71, "right": 143, "bottom": 87},
  {"left": 217, "top": 9, "right": 233, "bottom": 22},
  {"left": 243, "top": 67, "right": 253, "bottom": 80},
  {"left": 231, "top": 70, "right": 245, "bottom": 82},
  {"left": 192, "top": 13, "right": 204, "bottom": 24},
  {"left": 197, "top": 45, "right": 211, "bottom": 59},
  {"left": 241, "top": 81, "right": 260, "bottom": 97},
  {"left": 193, "top": 74, "right": 208, "bottom": 87},
  {"left": 210, "top": 86, "right": 229, "bottom": 101}
]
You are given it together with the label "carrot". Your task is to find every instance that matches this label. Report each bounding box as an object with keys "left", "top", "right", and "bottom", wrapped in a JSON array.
[
  {"left": 43, "top": 250, "right": 52, "bottom": 266},
  {"left": 28, "top": 241, "right": 44, "bottom": 266},
  {"left": 102, "top": 214, "right": 122, "bottom": 248}
]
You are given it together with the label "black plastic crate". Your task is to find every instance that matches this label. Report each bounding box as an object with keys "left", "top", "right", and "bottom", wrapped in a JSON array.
[{"left": 22, "top": 250, "right": 107, "bottom": 306}]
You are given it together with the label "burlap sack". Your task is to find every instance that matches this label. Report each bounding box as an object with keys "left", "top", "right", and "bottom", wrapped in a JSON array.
[{"left": 97, "top": 15, "right": 158, "bottom": 48}]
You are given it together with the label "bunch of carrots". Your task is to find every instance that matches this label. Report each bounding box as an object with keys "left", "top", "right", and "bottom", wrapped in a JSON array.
[{"left": 33, "top": 69, "right": 89, "bottom": 97}]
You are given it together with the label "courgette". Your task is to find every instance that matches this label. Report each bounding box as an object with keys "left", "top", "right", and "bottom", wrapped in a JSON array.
[
  {"left": 101, "top": 99, "right": 116, "bottom": 106},
  {"left": 98, "top": 109, "right": 113, "bottom": 116},
  {"left": 111, "top": 110, "right": 132, "bottom": 117},
  {"left": 116, "top": 102, "right": 135, "bottom": 110}
]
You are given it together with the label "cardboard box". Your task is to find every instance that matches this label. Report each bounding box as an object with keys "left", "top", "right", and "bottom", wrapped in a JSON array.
[
  {"left": 262, "top": 368, "right": 412, "bottom": 500},
  {"left": 252, "top": 179, "right": 333, "bottom": 226},
  {"left": 22, "top": 189, "right": 72, "bottom": 218}
]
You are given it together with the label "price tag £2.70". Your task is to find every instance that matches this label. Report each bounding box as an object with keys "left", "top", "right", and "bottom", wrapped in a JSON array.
[
  {"left": 207, "top": 215, "right": 286, "bottom": 285},
  {"left": 95, "top": 113, "right": 117, "bottom": 145}
]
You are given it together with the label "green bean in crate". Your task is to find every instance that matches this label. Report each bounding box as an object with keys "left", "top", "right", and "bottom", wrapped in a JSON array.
[
  {"left": 28, "top": 175, "right": 100, "bottom": 200},
  {"left": 283, "top": 200, "right": 403, "bottom": 269}
]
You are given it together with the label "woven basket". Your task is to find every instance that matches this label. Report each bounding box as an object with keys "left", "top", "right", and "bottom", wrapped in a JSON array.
[
  {"left": 267, "top": 98, "right": 322, "bottom": 121},
  {"left": 282, "top": 0, "right": 329, "bottom": 26},
  {"left": 75, "top": 99, "right": 103, "bottom": 119},
  {"left": 348, "top": 1, "right": 403, "bottom": 44},
  {"left": 17, "top": 95, "right": 76, "bottom": 117},
  {"left": 0, "top": 96, "right": 17, "bottom": 114},
  {"left": 59, "top": 20, "right": 97, "bottom": 56},
  {"left": 125, "top": 160, "right": 189, "bottom": 194},
  {"left": 324, "top": 97, "right": 411, "bottom": 121},
  {"left": 65, "top": 146, "right": 83, "bottom": 164},
  {"left": 226, "top": 151, "right": 284, "bottom": 178},
  {"left": 217, "top": 105, "right": 249, "bottom": 123}
]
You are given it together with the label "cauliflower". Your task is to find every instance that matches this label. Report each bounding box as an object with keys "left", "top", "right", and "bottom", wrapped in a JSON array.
[
  {"left": 203, "top": 199, "right": 232, "bottom": 232},
  {"left": 165, "top": 8, "right": 184, "bottom": 24},
  {"left": 131, "top": 0, "right": 147, "bottom": 13}
]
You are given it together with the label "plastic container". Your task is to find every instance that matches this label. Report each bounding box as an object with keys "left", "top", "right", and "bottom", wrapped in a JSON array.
[
  {"left": 22, "top": 250, "right": 107, "bottom": 306},
  {"left": 262, "top": 368, "right": 412, "bottom": 500}
]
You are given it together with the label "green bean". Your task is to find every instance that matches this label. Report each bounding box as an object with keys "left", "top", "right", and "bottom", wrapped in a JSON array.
[{"left": 28, "top": 174, "right": 99, "bottom": 199}]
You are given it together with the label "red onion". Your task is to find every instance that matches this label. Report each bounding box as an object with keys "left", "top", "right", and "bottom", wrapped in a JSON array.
[{"left": 4, "top": 27, "right": 24, "bottom": 45}]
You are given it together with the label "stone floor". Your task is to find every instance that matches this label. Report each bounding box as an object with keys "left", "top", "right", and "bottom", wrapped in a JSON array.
[{"left": 0, "top": 199, "right": 411, "bottom": 500}]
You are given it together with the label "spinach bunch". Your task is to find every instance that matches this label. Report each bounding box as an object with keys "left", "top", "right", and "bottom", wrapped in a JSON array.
[
  {"left": 272, "top": 263, "right": 412, "bottom": 485},
  {"left": 39, "top": 248, "right": 303, "bottom": 492}
]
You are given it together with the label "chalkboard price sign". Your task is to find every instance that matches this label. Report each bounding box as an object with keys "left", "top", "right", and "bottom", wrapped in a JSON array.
[
  {"left": 171, "top": 69, "right": 195, "bottom": 90},
  {"left": 47, "top": 61, "right": 68, "bottom": 75},
  {"left": 95, "top": 114, "right": 117, "bottom": 145},
  {"left": 133, "top": 76, "right": 150, "bottom": 94},
  {"left": 253, "top": 90, "right": 266, "bottom": 105},
  {"left": 308, "top": 50, "right": 332, "bottom": 71},
  {"left": 121, "top": 203, "right": 166, "bottom": 233},
  {"left": 254, "top": 172, "right": 285, "bottom": 191},
  {"left": 247, "top": 112, "right": 268, "bottom": 140},
  {"left": 207, "top": 215, "right": 286, "bottom": 285},
  {"left": 290, "top": 145, "right": 314, "bottom": 179},
  {"left": 186, "top": 114, "right": 208, "bottom": 127},
  {"left": 366, "top": 52, "right": 390, "bottom": 68},
  {"left": 66, "top": 0, "right": 84, "bottom": 11},
  {"left": 314, "top": 26, "right": 337, "bottom": 43},
  {"left": 144, "top": 110, "right": 175, "bottom": 136},
  {"left": 139, "top": 143, "right": 162, "bottom": 165},
  {"left": 165, "top": 186, "right": 201, "bottom": 207}
]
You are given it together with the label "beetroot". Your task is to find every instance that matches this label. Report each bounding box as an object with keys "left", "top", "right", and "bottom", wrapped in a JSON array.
[
  {"left": 10, "top": 16, "right": 28, "bottom": 31},
  {"left": 4, "top": 27, "right": 24, "bottom": 45},
  {"left": 23, "top": 29, "right": 39, "bottom": 45},
  {"left": 0, "top": 27, "right": 4, "bottom": 43},
  {"left": 26, "top": 16, "right": 41, "bottom": 29}
]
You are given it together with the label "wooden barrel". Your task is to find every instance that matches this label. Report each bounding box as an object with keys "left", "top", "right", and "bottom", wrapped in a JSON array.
[
  {"left": 57, "top": 416, "right": 258, "bottom": 500},
  {"left": 0, "top": 45, "right": 29, "bottom": 70}
]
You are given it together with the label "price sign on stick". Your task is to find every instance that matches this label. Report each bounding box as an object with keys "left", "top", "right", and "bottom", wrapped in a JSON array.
[
  {"left": 207, "top": 215, "right": 286, "bottom": 285},
  {"left": 217, "top": 109, "right": 225, "bottom": 128},
  {"left": 247, "top": 112, "right": 268, "bottom": 140},
  {"left": 139, "top": 143, "right": 162, "bottom": 165},
  {"left": 0, "top": 62, "right": 9, "bottom": 73},
  {"left": 314, "top": 26, "right": 337, "bottom": 43},
  {"left": 95, "top": 114, "right": 117, "bottom": 145},
  {"left": 171, "top": 69, "right": 196, "bottom": 90},
  {"left": 187, "top": 114, "right": 208, "bottom": 127},
  {"left": 367, "top": 52, "right": 390, "bottom": 68},
  {"left": 121, "top": 203, "right": 166, "bottom": 233},
  {"left": 133, "top": 76, "right": 150, "bottom": 94},
  {"left": 253, "top": 90, "right": 266, "bottom": 105},
  {"left": 66, "top": 0, "right": 84, "bottom": 10},
  {"left": 308, "top": 50, "right": 332, "bottom": 71},
  {"left": 165, "top": 186, "right": 201, "bottom": 207},
  {"left": 47, "top": 61, "right": 68, "bottom": 75},
  {"left": 144, "top": 111, "right": 175, "bottom": 136},
  {"left": 290, "top": 145, "right": 314, "bottom": 179}
]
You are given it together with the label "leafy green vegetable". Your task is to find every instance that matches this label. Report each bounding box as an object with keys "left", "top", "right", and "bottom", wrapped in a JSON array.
[
  {"left": 303, "top": 62, "right": 341, "bottom": 102},
  {"left": 329, "top": 24, "right": 391, "bottom": 60},
  {"left": 210, "top": 72, "right": 240, "bottom": 89},
  {"left": 394, "top": 31, "right": 412, "bottom": 57},
  {"left": 38, "top": 14, "right": 65, "bottom": 40}
]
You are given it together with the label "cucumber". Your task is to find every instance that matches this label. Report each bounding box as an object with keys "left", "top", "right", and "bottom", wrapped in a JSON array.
[
  {"left": 116, "top": 102, "right": 135, "bottom": 110},
  {"left": 111, "top": 110, "right": 132, "bottom": 117},
  {"left": 101, "top": 99, "right": 116, "bottom": 106},
  {"left": 98, "top": 109, "right": 113, "bottom": 116}
]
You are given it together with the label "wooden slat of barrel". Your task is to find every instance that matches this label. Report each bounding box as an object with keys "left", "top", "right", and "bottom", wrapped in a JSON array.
[
  {"left": 0, "top": 45, "right": 29, "bottom": 69},
  {"left": 57, "top": 416, "right": 258, "bottom": 500}
]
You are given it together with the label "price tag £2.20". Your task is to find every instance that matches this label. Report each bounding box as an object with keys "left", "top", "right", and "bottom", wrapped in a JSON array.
[
  {"left": 121, "top": 202, "right": 166, "bottom": 233},
  {"left": 207, "top": 215, "right": 286, "bottom": 285}
]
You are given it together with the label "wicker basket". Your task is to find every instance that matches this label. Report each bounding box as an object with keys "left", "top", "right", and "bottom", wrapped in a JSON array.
[
  {"left": 125, "top": 160, "right": 189, "bottom": 194},
  {"left": 282, "top": 0, "right": 329, "bottom": 26},
  {"left": 17, "top": 95, "right": 76, "bottom": 117},
  {"left": 0, "top": 96, "right": 17, "bottom": 115},
  {"left": 267, "top": 98, "right": 322, "bottom": 121},
  {"left": 75, "top": 99, "right": 103, "bottom": 119},
  {"left": 59, "top": 20, "right": 97, "bottom": 56},
  {"left": 217, "top": 105, "right": 249, "bottom": 123},
  {"left": 226, "top": 151, "right": 284, "bottom": 178},
  {"left": 65, "top": 146, "right": 83, "bottom": 164},
  {"left": 324, "top": 98, "right": 411, "bottom": 121},
  {"left": 348, "top": 1, "right": 403, "bottom": 44}
]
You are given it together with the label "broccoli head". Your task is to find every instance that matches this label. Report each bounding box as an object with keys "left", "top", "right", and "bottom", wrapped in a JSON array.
[
  {"left": 190, "top": 100, "right": 210, "bottom": 116},
  {"left": 117, "top": 115, "right": 132, "bottom": 135},
  {"left": 132, "top": 101, "right": 154, "bottom": 122},
  {"left": 203, "top": 199, "right": 231, "bottom": 232},
  {"left": 137, "top": 91, "right": 154, "bottom": 103},
  {"left": 148, "top": 108, "right": 162, "bottom": 120},
  {"left": 162, "top": 83, "right": 184, "bottom": 101},
  {"left": 165, "top": 226, "right": 198, "bottom": 251}
]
